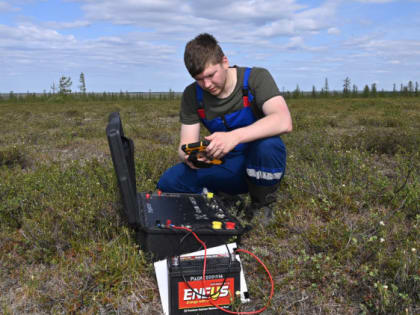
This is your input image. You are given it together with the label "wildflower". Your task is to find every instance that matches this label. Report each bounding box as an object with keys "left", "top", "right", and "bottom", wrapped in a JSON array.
[
  {"left": 380, "top": 238, "right": 385, "bottom": 243},
  {"left": 379, "top": 221, "right": 385, "bottom": 226},
  {"left": 412, "top": 248, "right": 416, "bottom": 253},
  {"left": 383, "top": 285, "right": 388, "bottom": 290},
  {"left": 342, "top": 184, "right": 346, "bottom": 187}
]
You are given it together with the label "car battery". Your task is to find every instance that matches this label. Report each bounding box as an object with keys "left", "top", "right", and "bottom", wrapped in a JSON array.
[{"left": 168, "top": 253, "right": 241, "bottom": 314}]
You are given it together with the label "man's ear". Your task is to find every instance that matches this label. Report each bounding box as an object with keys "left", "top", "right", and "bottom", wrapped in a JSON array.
[{"left": 221, "top": 55, "right": 229, "bottom": 69}]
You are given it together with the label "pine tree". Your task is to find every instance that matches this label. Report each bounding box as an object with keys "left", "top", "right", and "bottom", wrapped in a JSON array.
[
  {"left": 352, "top": 84, "right": 358, "bottom": 97},
  {"left": 59, "top": 76, "right": 72, "bottom": 94},
  {"left": 51, "top": 82, "right": 57, "bottom": 94},
  {"left": 79, "top": 72, "right": 86, "bottom": 93},
  {"left": 324, "top": 78, "right": 329, "bottom": 97},
  {"left": 169, "top": 88, "right": 175, "bottom": 100},
  {"left": 408, "top": 81, "right": 413, "bottom": 96},
  {"left": 311, "top": 85, "right": 317, "bottom": 98},
  {"left": 371, "top": 83, "right": 377, "bottom": 97},
  {"left": 343, "top": 77, "right": 351, "bottom": 97},
  {"left": 363, "top": 85, "right": 370, "bottom": 97},
  {"left": 415, "top": 82, "right": 419, "bottom": 96},
  {"left": 292, "top": 84, "right": 301, "bottom": 98}
]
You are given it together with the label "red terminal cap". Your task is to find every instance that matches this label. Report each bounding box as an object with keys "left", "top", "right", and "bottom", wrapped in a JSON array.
[
  {"left": 225, "top": 222, "right": 236, "bottom": 230},
  {"left": 166, "top": 219, "right": 172, "bottom": 226},
  {"left": 158, "top": 190, "right": 162, "bottom": 196},
  {"left": 146, "top": 193, "right": 150, "bottom": 199}
]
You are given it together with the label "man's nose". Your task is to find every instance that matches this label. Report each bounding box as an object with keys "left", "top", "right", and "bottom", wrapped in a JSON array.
[{"left": 203, "top": 78, "right": 212, "bottom": 88}]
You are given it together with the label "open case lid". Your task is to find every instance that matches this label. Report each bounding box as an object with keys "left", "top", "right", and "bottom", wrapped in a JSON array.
[{"left": 106, "top": 112, "right": 141, "bottom": 226}]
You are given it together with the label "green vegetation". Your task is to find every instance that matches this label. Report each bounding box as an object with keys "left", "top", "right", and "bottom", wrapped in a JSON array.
[{"left": 0, "top": 96, "right": 419, "bottom": 314}]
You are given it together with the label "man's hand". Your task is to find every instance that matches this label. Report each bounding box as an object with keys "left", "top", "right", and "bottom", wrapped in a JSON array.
[
  {"left": 179, "top": 123, "right": 202, "bottom": 169},
  {"left": 182, "top": 153, "right": 199, "bottom": 169},
  {"left": 205, "top": 131, "right": 240, "bottom": 159},
  {"left": 182, "top": 153, "right": 213, "bottom": 169}
]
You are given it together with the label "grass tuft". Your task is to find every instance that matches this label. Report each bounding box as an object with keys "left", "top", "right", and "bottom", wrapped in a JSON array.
[{"left": 0, "top": 146, "right": 29, "bottom": 169}]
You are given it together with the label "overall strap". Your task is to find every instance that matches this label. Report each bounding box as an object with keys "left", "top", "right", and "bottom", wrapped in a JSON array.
[
  {"left": 242, "top": 67, "right": 253, "bottom": 107},
  {"left": 195, "top": 83, "right": 206, "bottom": 119}
]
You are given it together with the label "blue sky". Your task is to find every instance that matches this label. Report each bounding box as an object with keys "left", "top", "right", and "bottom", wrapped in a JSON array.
[{"left": 1, "top": 0, "right": 419, "bottom": 93}]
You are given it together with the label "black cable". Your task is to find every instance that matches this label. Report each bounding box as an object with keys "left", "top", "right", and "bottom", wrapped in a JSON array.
[{"left": 171, "top": 230, "right": 195, "bottom": 258}]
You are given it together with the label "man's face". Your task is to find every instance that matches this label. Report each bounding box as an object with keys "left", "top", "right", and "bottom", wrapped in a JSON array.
[{"left": 194, "top": 57, "right": 229, "bottom": 96}]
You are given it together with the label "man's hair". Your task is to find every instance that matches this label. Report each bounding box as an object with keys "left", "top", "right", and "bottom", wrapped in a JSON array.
[{"left": 184, "top": 33, "right": 225, "bottom": 77}]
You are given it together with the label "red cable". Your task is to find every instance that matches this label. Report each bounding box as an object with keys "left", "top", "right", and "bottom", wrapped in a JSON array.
[
  {"left": 171, "top": 226, "right": 208, "bottom": 286},
  {"left": 171, "top": 225, "right": 274, "bottom": 314}
]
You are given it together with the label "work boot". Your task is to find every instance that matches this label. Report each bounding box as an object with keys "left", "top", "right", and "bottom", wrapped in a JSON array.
[
  {"left": 245, "top": 180, "right": 278, "bottom": 225},
  {"left": 245, "top": 203, "right": 273, "bottom": 225}
]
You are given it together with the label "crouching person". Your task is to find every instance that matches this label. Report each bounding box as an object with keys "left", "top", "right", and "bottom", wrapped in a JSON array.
[{"left": 157, "top": 33, "right": 292, "bottom": 225}]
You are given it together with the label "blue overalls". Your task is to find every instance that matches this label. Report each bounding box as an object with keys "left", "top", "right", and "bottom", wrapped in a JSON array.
[{"left": 157, "top": 68, "right": 286, "bottom": 195}]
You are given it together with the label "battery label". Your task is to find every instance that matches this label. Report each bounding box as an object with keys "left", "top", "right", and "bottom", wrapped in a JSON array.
[{"left": 178, "top": 277, "right": 234, "bottom": 310}]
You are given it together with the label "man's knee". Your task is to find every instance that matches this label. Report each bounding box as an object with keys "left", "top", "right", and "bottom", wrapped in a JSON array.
[
  {"left": 251, "top": 136, "right": 285, "bottom": 153},
  {"left": 246, "top": 136, "right": 286, "bottom": 186},
  {"left": 157, "top": 167, "right": 178, "bottom": 192},
  {"left": 157, "top": 163, "right": 201, "bottom": 193}
]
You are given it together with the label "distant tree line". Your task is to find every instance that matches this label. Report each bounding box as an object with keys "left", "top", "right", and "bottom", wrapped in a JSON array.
[
  {"left": 1, "top": 90, "right": 182, "bottom": 103},
  {"left": 283, "top": 77, "right": 419, "bottom": 99},
  {"left": 1, "top": 72, "right": 180, "bottom": 103},
  {"left": 1, "top": 75, "right": 419, "bottom": 102}
]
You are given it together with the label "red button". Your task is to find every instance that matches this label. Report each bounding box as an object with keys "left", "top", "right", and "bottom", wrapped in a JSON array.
[{"left": 225, "top": 222, "right": 235, "bottom": 230}]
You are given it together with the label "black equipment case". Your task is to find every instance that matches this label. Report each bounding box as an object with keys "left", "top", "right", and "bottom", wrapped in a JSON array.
[{"left": 106, "top": 112, "right": 245, "bottom": 260}]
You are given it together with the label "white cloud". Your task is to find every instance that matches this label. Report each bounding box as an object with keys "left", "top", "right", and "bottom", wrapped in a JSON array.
[
  {"left": 0, "top": 23, "right": 177, "bottom": 70},
  {"left": 0, "top": 23, "right": 76, "bottom": 47},
  {"left": 0, "top": 1, "right": 20, "bottom": 12},
  {"left": 43, "top": 20, "right": 91, "bottom": 29},
  {"left": 188, "top": 0, "right": 305, "bottom": 22},
  {"left": 328, "top": 27, "right": 340, "bottom": 35},
  {"left": 76, "top": 0, "right": 338, "bottom": 42},
  {"left": 348, "top": 37, "right": 420, "bottom": 57},
  {"left": 285, "top": 36, "right": 305, "bottom": 49}
]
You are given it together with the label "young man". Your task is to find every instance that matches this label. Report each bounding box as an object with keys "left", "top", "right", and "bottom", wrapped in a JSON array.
[{"left": 157, "top": 33, "right": 292, "bottom": 224}]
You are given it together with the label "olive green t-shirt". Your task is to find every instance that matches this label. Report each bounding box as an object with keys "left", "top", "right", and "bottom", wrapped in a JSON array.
[{"left": 180, "top": 66, "right": 281, "bottom": 125}]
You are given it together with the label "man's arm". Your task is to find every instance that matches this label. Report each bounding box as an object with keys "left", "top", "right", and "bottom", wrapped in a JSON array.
[
  {"left": 178, "top": 123, "right": 201, "bottom": 168},
  {"left": 205, "top": 95, "right": 292, "bottom": 159}
]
